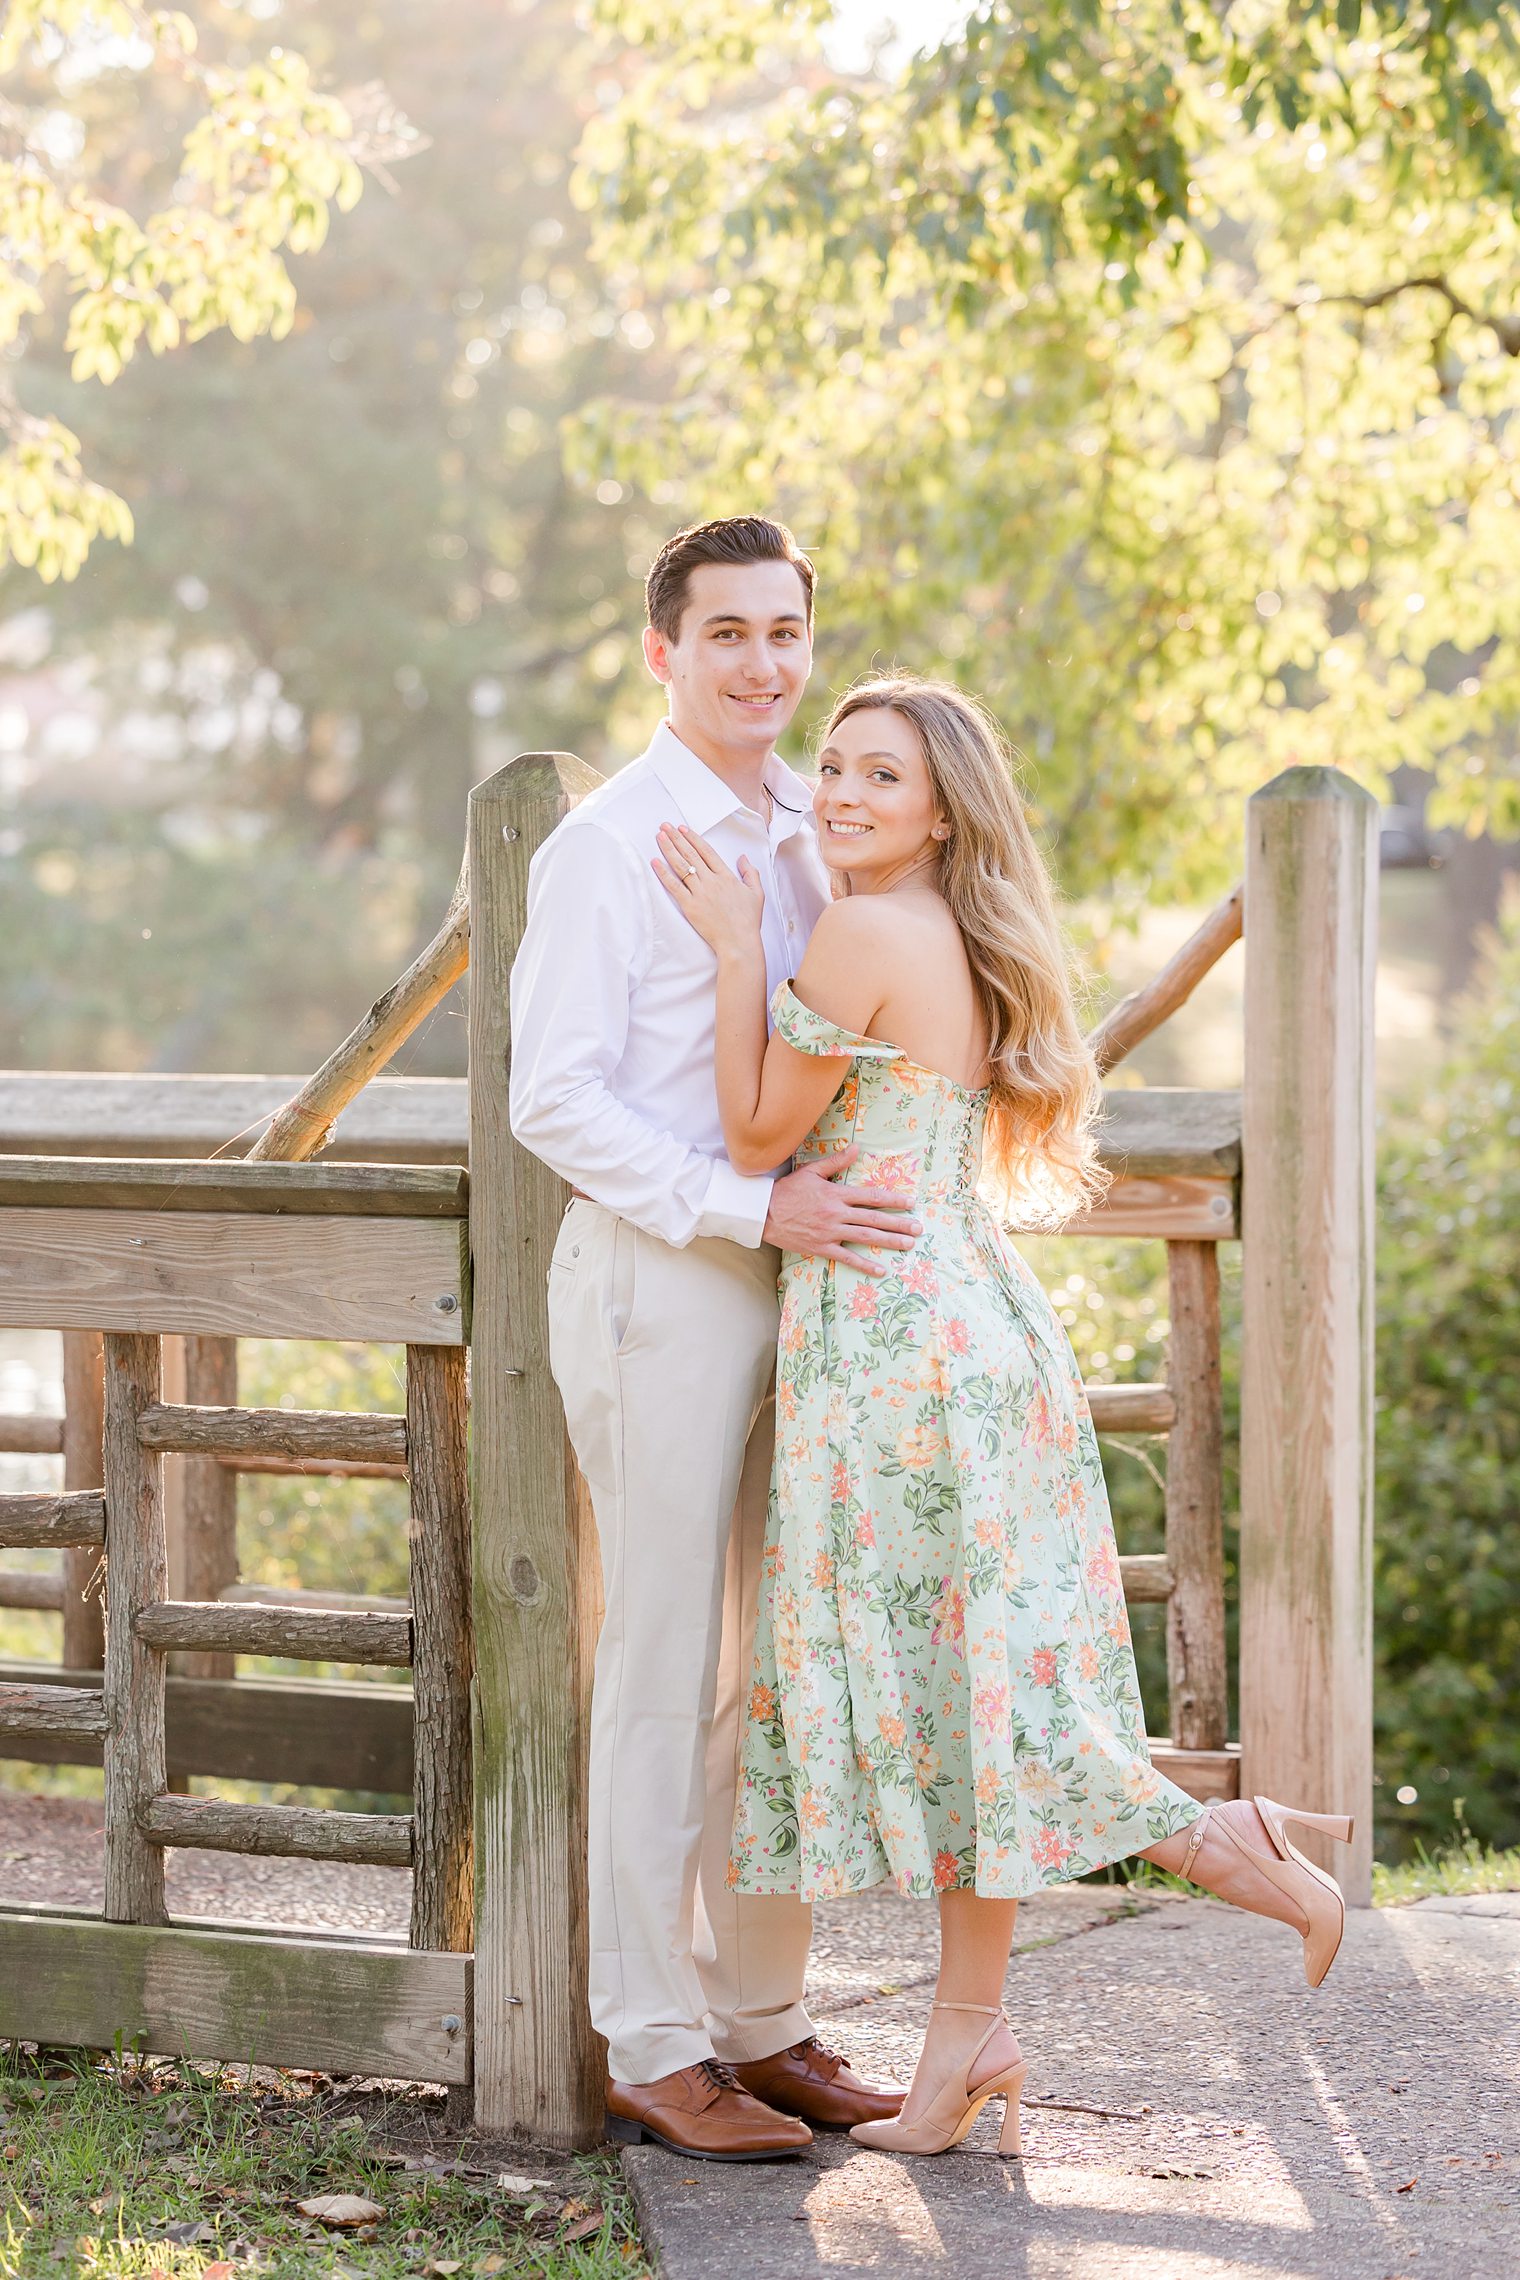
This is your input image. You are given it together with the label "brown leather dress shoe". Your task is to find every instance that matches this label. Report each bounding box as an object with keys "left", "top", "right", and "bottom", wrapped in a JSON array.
[
  {"left": 604, "top": 2059, "right": 812, "bottom": 2161},
  {"left": 730, "top": 2037, "right": 906, "bottom": 2131}
]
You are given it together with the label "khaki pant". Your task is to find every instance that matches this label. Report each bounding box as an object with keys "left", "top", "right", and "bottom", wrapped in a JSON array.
[{"left": 547, "top": 1198, "right": 815, "bottom": 2085}]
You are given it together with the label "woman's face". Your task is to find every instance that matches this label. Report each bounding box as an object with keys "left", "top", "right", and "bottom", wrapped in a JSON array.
[{"left": 812, "top": 706, "right": 945, "bottom": 889}]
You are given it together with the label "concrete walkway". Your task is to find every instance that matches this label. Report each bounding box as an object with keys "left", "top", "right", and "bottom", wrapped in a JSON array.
[{"left": 622, "top": 1884, "right": 1520, "bottom": 2279}]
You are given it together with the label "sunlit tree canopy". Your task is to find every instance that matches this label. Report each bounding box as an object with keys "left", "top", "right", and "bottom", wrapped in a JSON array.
[{"left": 578, "top": 0, "right": 1520, "bottom": 893}]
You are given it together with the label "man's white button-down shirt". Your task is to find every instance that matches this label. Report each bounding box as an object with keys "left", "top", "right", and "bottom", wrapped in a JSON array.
[{"left": 509, "top": 719, "right": 832, "bottom": 1249}]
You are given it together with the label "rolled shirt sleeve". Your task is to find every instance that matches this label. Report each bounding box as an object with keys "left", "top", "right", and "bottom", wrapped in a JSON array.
[{"left": 508, "top": 820, "right": 774, "bottom": 1249}]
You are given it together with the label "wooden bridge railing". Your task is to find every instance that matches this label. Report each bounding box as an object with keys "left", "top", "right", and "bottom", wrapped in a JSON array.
[{"left": 0, "top": 756, "right": 1376, "bottom": 2143}]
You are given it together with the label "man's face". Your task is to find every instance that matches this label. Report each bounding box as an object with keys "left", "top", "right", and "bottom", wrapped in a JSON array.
[{"left": 642, "top": 559, "right": 813, "bottom": 765}]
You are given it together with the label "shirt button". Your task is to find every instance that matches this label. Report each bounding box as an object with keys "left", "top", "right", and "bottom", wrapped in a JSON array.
[{"left": 787, "top": 920, "right": 796, "bottom": 933}]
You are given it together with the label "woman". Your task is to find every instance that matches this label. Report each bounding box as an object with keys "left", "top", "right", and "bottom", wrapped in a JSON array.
[{"left": 652, "top": 676, "right": 1352, "bottom": 2160}]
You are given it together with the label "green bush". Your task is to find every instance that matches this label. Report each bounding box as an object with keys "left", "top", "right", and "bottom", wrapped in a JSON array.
[{"left": 1373, "top": 908, "right": 1520, "bottom": 1861}]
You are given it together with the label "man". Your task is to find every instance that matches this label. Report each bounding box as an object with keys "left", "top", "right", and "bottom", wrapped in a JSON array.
[{"left": 510, "top": 517, "right": 915, "bottom": 2159}]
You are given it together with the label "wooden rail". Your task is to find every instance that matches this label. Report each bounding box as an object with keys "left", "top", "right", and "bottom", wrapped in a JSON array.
[
  {"left": 0, "top": 1492, "right": 106, "bottom": 1548},
  {"left": 136, "top": 1403, "right": 407, "bottom": 1467},
  {"left": 140, "top": 1793, "right": 414, "bottom": 1867},
  {"left": 133, "top": 1600, "right": 413, "bottom": 1667}
]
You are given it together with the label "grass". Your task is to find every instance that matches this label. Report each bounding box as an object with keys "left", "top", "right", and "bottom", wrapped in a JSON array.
[
  {"left": 0, "top": 2051, "right": 650, "bottom": 2280},
  {"left": 1371, "top": 1832, "right": 1520, "bottom": 1907}
]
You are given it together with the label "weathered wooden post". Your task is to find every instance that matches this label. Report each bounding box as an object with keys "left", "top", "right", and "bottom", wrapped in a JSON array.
[
  {"left": 468, "top": 752, "right": 605, "bottom": 2144},
  {"left": 60, "top": 1330, "right": 105, "bottom": 1669},
  {"left": 1240, "top": 766, "right": 1377, "bottom": 1904}
]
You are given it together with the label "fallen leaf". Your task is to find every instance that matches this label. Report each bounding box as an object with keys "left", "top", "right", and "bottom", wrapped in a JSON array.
[
  {"left": 495, "top": 2172, "right": 553, "bottom": 2194},
  {"left": 562, "top": 2211, "right": 603, "bottom": 2242},
  {"left": 426, "top": 2261, "right": 462, "bottom": 2275},
  {"left": 476, "top": 2259, "right": 509, "bottom": 2276},
  {"left": 162, "top": 2220, "right": 212, "bottom": 2244},
  {"left": 204, "top": 2265, "right": 237, "bottom": 2279},
  {"left": 296, "top": 2194, "right": 385, "bottom": 2228},
  {"left": 1396, "top": 2178, "right": 1417, "bottom": 2193}
]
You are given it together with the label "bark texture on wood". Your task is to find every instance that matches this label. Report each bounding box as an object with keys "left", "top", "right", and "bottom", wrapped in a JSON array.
[
  {"left": 0, "top": 1492, "right": 107, "bottom": 1548},
  {"left": 0, "top": 1914, "right": 470, "bottom": 2085},
  {"left": 1088, "top": 883, "right": 1244, "bottom": 1074},
  {"left": 133, "top": 1600, "right": 412, "bottom": 1667},
  {"left": 1118, "top": 1553, "right": 1175, "bottom": 1604},
  {"left": 0, "top": 1682, "right": 108, "bottom": 1738},
  {"left": 61, "top": 1331, "right": 106, "bottom": 1669},
  {"left": 138, "top": 1401, "right": 407, "bottom": 1466},
  {"left": 407, "top": 1344, "right": 474, "bottom": 1953},
  {"left": 0, "top": 1569, "right": 65, "bottom": 1611},
  {"left": 1240, "top": 768, "right": 1377, "bottom": 1904},
  {"left": 1163, "top": 1242, "right": 1228, "bottom": 1752},
  {"left": 220, "top": 1582, "right": 409, "bottom": 1614},
  {"left": 179, "top": 1339, "right": 240, "bottom": 1680},
  {"left": 102, "top": 1333, "right": 168, "bottom": 1924},
  {"left": 1, "top": 1661, "right": 414, "bottom": 1791},
  {"left": 140, "top": 1792, "right": 414, "bottom": 1867},
  {"left": 0, "top": 1413, "right": 64, "bottom": 1454},
  {"left": 217, "top": 1455, "right": 408, "bottom": 1480},
  {"left": 0, "top": 1154, "right": 467, "bottom": 1217},
  {"left": 0, "top": 1208, "right": 467, "bottom": 1346},
  {"left": 1085, "top": 1384, "right": 1177, "bottom": 1434},
  {"left": 469, "top": 753, "right": 605, "bottom": 2147}
]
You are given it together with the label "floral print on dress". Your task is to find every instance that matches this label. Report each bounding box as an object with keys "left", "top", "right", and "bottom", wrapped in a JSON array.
[{"left": 731, "top": 982, "right": 1203, "bottom": 1902}]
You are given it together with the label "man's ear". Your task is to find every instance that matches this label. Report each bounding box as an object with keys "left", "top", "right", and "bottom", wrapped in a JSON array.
[{"left": 643, "top": 624, "right": 673, "bottom": 685}]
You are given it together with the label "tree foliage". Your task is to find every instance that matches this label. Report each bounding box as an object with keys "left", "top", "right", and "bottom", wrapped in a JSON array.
[
  {"left": 0, "top": 1, "right": 406, "bottom": 579},
  {"left": 578, "top": 1, "right": 1520, "bottom": 895}
]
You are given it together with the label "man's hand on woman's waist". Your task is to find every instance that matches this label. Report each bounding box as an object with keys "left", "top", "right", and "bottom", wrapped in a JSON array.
[{"left": 763, "top": 1145, "right": 919, "bottom": 1276}]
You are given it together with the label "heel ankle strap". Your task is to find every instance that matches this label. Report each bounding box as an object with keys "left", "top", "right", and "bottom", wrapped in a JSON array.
[
  {"left": 1178, "top": 1804, "right": 1212, "bottom": 1884},
  {"left": 931, "top": 2000, "right": 1003, "bottom": 2016}
]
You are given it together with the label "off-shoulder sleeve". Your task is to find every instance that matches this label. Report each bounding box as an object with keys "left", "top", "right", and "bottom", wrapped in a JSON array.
[{"left": 770, "top": 980, "right": 904, "bottom": 1062}]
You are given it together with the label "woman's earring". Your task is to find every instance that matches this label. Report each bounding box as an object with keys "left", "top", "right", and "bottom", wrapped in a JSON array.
[{"left": 932, "top": 824, "right": 951, "bottom": 841}]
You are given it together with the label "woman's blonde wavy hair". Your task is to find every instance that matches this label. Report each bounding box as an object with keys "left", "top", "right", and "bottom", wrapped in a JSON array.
[{"left": 819, "top": 676, "right": 1107, "bottom": 1220}]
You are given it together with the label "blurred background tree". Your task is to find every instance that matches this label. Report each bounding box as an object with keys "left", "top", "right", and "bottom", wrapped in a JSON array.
[{"left": 578, "top": 0, "right": 1520, "bottom": 939}]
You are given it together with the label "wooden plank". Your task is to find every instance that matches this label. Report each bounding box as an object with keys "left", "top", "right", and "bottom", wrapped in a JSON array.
[
  {"left": 1148, "top": 1742, "right": 1240, "bottom": 1803},
  {"left": 0, "top": 1073, "right": 468, "bottom": 1164},
  {"left": 140, "top": 1793, "right": 413, "bottom": 1868},
  {"left": 0, "top": 1208, "right": 468, "bottom": 1345},
  {"left": 1093, "top": 1089, "right": 1242, "bottom": 1179},
  {"left": 407, "top": 1345, "right": 474, "bottom": 1953},
  {"left": 102, "top": 1333, "right": 168, "bottom": 1925},
  {"left": 0, "top": 1682, "right": 107, "bottom": 1739},
  {"left": 138, "top": 1402, "right": 408, "bottom": 1466},
  {"left": 0, "top": 1662, "right": 414, "bottom": 1790},
  {"left": 179, "top": 1339, "right": 239, "bottom": 1681},
  {"left": 61, "top": 1331, "right": 106, "bottom": 1669},
  {"left": 0, "top": 1155, "right": 468, "bottom": 1218},
  {"left": 1085, "top": 1383, "right": 1176, "bottom": 1434},
  {"left": 0, "top": 1568, "right": 64, "bottom": 1611},
  {"left": 1240, "top": 767, "right": 1376, "bottom": 1904},
  {"left": 0, "top": 1491, "right": 106, "bottom": 1548},
  {"left": 0, "top": 1411, "right": 64, "bottom": 1454},
  {"left": 0, "top": 1912, "right": 471, "bottom": 2084},
  {"left": 218, "top": 1455, "right": 408, "bottom": 1480},
  {"left": 1163, "top": 1242, "right": 1228, "bottom": 1752},
  {"left": 470, "top": 752, "right": 605, "bottom": 2148},
  {"left": 135, "top": 1600, "right": 413, "bottom": 1667},
  {"left": 1068, "top": 1173, "right": 1237, "bottom": 1240},
  {"left": 221, "top": 1582, "right": 410, "bottom": 1615},
  {"left": 1118, "top": 1553, "right": 1173, "bottom": 1604}
]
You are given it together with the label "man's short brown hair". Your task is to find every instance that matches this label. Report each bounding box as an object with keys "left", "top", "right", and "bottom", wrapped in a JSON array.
[{"left": 645, "top": 516, "right": 816, "bottom": 644}]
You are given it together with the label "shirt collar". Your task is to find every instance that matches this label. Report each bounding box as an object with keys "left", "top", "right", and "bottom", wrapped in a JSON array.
[{"left": 645, "top": 720, "right": 815, "bottom": 846}]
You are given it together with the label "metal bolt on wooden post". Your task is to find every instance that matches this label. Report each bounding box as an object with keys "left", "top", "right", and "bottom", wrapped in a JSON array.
[
  {"left": 468, "top": 753, "right": 604, "bottom": 2147},
  {"left": 1240, "top": 766, "right": 1377, "bottom": 1904},
  {"left": 1163, "top": 1241, "right": 1227, "bottom": 1753},
  {"left": 102, "top": 1332, "right": 169, "bottom": 1924},
  {"left": 60, "top": 1331, "right": 105, "bottom": 1670}
]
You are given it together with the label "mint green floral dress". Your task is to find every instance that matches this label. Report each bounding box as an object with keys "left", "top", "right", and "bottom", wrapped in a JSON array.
[{"left": 730, "top": 983, "right": 1203, "bottom": 1902}]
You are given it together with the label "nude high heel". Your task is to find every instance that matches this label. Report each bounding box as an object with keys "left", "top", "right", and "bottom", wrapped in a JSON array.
[
  {"left": 1178, "top": 1795, "right": 1354, "bottom": 1988},
  {"left": 848, "top": 2002, "right": 1028, "bottom": 2157}
]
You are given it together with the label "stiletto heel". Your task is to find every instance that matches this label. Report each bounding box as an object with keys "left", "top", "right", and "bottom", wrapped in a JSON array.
[
  {"left": 849, "top": 2003, "right": 1026, "bottom": 2158},
  {"left": 996, "top": 2061, "right": 1028, "bottom": 2156},
  {"left": 1178, "top": 1796, "right": 1355, "bottom": 1989}
]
